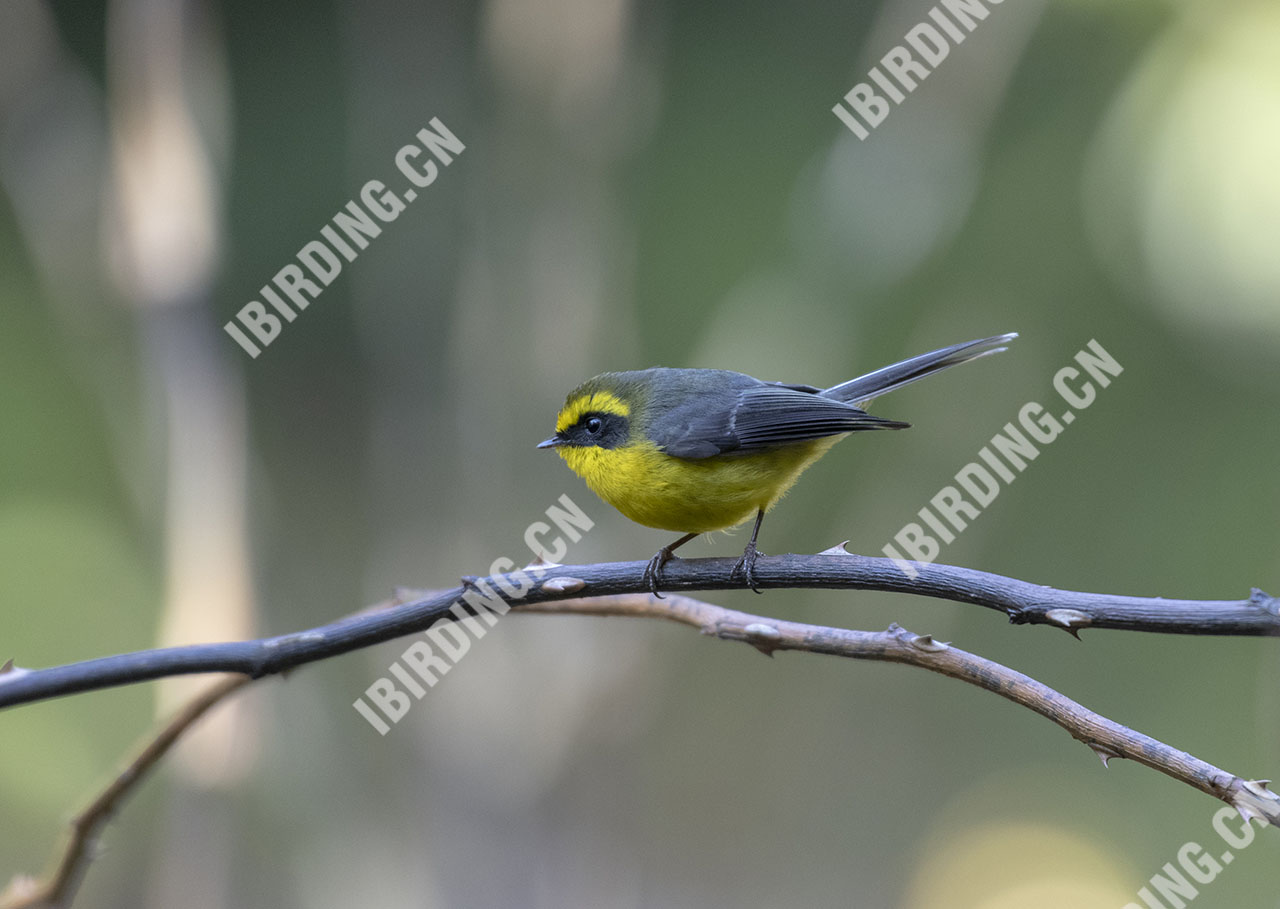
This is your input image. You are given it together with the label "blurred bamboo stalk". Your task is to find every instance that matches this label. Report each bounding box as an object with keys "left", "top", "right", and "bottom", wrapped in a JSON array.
[{"left": 105, "top": 0, "right": 252, "bottom": 906}]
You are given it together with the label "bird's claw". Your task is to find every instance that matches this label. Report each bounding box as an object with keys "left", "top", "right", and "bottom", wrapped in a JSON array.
[
  {"left": 643, "top": 549, "right": 676, "bottom": 598},
  {"left": 731, "top": 543, "right": 764, "bottom": 594},
  {"left": 459, "top": 575, "right": 485, "bottom": 596}
]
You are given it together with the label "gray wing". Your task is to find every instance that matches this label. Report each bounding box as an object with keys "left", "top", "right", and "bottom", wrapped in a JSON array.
[{"left": 653, "top": 385, "right": 910, "bottom": 460}]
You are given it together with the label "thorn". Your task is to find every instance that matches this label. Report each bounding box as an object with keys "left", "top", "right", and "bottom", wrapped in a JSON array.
[
  {"left": 1233, "top": 797, "right": 1266, "bottom": 826},
  {"left": 908, "top": 632, "right": 950, "bottom": 653},
  {"left": 525, "top": 554, "right": 563, "bottom": 572},
  {"left": 1233, "top": 781, "right": 1280, "bottom": 826},
  {"left": 743, "top": 622, "right": 783, "bottom": 657},
  {"left": 0, "top": 660, "right": 27, "bottom": 682},
  {"left": 1090, "top": 744, "right": 1121, "bottom": 768},
  {"left": 1044, "top": 608, "right": 1090, "bottom": 639},
  {"left": 818, "top": 541, "right": 851, "bottom": 556},
  {"left": 1242, "top": 779, "right": 1276, "bottom": 799},
  {"left": 541, "top": 576, "right": 585, "bottom": 594}
]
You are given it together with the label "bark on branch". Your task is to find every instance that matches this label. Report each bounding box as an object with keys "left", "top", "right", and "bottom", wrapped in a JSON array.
[
  {"left": 5, "top": 585, "right": 1279, "bottom": 907},
  {"left": 1, "top": 552, "right": 1276, "bottom": 710},
  {"left": 524, "top": 593, "right": 1280, "bottom": 828}
]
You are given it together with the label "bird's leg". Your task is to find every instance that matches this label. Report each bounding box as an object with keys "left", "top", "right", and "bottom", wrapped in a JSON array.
[
  {"left": 731, "top": 509, "right": 767, "bottom": 594},
  {"left": 643, "top": 532, "right": 699, "bottom": 597}
]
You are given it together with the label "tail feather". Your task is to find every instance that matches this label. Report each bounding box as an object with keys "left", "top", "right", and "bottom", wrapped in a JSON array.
[{"left": 821, "top": 333, "right": 1017, "bottom": 407}]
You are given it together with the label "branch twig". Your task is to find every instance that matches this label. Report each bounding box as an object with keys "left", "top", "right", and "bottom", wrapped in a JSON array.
[
  {"left": 0, "top": 675, "right": 249, "bottom": 909},
  {"left": 4, "top": 588, "right": 1278, "bottom": 909},
  {"left": 522, "top": 593, "right": 1280, "bottom": 828},
  {"left": 1, "top": 552, "right": 1275, "bottom": 710}
]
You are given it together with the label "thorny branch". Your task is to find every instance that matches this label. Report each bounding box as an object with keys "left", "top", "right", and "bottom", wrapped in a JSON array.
[
  {"left": 2, "top": 558, "right": 1280, "bottom": 906},
  {"left": 1, "top": 550, "right": 1277, "bottom": 710},
  {"left": 3, "top": 579, "right": 1279, "bottom": 907},
  {"left": 523, "top": 594, "right": 1280, "bottom": 829}
]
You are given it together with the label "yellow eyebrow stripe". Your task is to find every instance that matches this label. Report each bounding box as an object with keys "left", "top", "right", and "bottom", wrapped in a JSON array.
[{"left": 556, "top": 390, "right": 631, "bottom": 432}]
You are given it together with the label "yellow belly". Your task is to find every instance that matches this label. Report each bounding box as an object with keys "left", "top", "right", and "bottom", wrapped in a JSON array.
[{"left": 558, "top": 436, "right": 846, "bottom": 533}]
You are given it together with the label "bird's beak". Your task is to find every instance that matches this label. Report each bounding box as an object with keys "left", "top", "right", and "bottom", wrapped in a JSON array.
[{"left": 537, "top": 435, "right": 565, "bottom": 449}]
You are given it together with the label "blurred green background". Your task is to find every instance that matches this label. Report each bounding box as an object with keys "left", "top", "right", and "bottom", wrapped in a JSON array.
[{"left": 2, "top": 0, "right": 1279, "bottom": 906}]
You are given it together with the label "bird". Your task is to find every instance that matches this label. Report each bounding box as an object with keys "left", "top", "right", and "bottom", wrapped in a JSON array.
[{"left": 538, "top": 333, "right": 1016, "bottom": 594}]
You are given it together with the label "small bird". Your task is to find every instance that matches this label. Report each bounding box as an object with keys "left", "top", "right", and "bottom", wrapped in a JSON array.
[{"left": 539, "top": 333, "right": 1016, "bottom": 594}]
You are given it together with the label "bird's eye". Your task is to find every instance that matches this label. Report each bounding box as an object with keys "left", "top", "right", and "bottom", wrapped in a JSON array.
[{"left": 585, "top": 417, "right": 603, "bottom": 434}]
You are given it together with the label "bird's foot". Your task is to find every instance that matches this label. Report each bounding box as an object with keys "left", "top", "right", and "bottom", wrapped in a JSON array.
[
  {"left": 643, "top": 548, "right": 678, "bottom": 598},
  {"left": 731, "top": 542, "right": 765, "bottom": 594}
]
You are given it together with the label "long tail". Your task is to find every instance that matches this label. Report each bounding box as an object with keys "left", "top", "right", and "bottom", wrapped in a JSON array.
[{"left": 821, "top": 333, "right": 1017, "bottom": 407}]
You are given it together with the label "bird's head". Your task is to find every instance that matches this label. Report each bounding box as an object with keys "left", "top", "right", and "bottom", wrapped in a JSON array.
[{"left": 538, "top": 374, "right": 640, "bottom": 455}]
